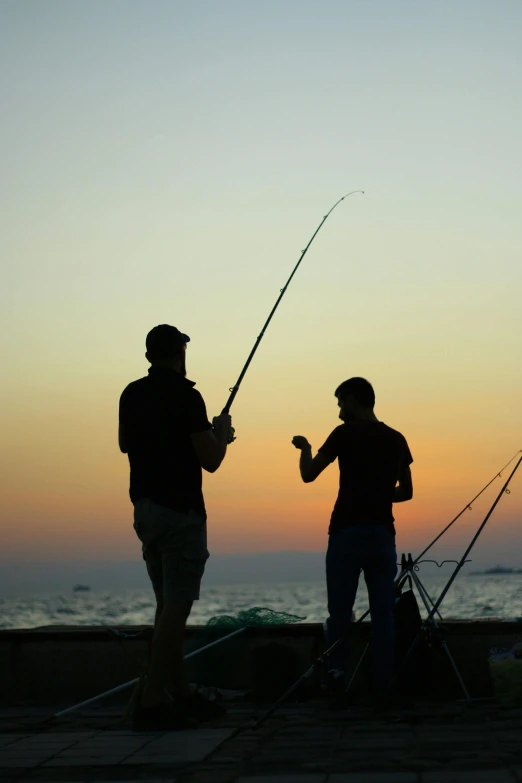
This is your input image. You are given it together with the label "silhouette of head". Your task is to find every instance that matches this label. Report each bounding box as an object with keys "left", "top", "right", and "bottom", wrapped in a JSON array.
[
  {"left": 145, "top": 324, "right": 189, "bottom": 376},
  {"left": 335, "top": 377, "right": 375, "bottom": 422}
]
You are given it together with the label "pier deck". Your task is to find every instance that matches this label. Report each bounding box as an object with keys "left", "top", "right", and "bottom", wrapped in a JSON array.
[{"left": 1, "top": 698, "right": 522, "bottom": 783}]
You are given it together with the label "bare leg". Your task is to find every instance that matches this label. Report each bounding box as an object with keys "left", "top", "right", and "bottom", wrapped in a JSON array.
[{"left": 141, "top": 599, "right": 193, "bottom": 707}]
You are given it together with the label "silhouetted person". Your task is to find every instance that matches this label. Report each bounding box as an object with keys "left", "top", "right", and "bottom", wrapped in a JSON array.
[
  {"left": 119, "top": 325, "right": 232, "bottom": 730},
  {"left": 292, "top": 377, "right": 413, "bottom": 708}
]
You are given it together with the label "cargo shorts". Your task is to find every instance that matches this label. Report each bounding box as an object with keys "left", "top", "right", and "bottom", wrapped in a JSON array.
[{"left": 133, "top": 498, "right": 209, "bottom": 603}]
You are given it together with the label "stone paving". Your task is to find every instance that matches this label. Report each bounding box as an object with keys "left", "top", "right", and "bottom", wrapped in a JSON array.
[{"left": 0, "top": 700, "right": 521, "bottom": 783}]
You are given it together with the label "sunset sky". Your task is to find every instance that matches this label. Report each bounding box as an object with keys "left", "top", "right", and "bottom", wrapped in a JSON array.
[{"left": 2, "top": 0, "right": 522, "bottom": 574}]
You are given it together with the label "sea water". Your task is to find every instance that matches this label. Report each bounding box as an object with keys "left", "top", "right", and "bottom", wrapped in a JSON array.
[{"left": 1, "top": 573, "right": 522, "bottom": 629}]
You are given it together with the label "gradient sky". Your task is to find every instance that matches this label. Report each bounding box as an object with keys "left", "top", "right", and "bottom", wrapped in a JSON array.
[{"left": 1, "top": 0, "right": 522, "bottom": 573}]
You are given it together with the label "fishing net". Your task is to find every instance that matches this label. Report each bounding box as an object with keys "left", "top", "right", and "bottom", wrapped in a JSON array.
[
  {"left": 205, "top": 606, "right": 305, "bottom": 630},
  {"left": 186, "top": 606, "right": 306, "bottom": 691}
]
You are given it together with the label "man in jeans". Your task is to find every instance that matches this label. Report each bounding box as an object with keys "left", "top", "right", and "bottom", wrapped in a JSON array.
[
  {"left": 292, "top": 377, "right": 413, "bottom": 707},
  {"left": 119, "top": 325, "right": 232, "bottom": 730}
]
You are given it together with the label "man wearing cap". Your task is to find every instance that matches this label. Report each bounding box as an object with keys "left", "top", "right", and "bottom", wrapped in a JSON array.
[
  {"left": 119, "top": 325, "right": 232, "bottom": 730},
  {"left": 292, "top": 377, "right": 413, "bottom": 710}
]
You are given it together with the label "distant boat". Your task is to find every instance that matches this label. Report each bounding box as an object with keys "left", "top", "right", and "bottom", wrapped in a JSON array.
[
  {"left": 72, "top": 584, "right": 91, "bottom": 592},
  {"left": 470, "top": 566, "right": 522, "bottom": 575}
]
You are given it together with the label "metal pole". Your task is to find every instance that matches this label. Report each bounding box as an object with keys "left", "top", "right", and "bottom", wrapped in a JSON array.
[
  {"left": 251, "top": 634, "right": 346, "bottom": 730},
  {"left": 42, "top": 627, "right": 246, "bottom": 723},
  {"left": 409, "top": 568, "right": 471, "bottom": 701}
]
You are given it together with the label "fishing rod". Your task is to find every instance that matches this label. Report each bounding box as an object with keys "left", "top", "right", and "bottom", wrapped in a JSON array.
[
  {"left": 414, "top": 453, "right": 522, "bottom": 626},
  {"left": 390, "top": 452, "right": 522, "bottom": 692},
  {"left": 413, "top": 448, "right": 522, "bottom": 564},
  {"left": 41, "top": 627, "right": 247, "bottom": 724},
  {"left": 354, "top": 448, "right": 522, "bottom": 625},
  {"left": 222, "top": 190, "right": 364, "bottom": 415}
]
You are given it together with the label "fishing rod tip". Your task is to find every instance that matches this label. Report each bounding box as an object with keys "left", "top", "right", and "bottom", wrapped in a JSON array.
[{"left": 341, "top": 189, "right": 365, "bottom": 200}]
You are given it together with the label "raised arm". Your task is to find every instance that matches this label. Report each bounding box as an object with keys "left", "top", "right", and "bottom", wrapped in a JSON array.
[{"left": 292, "top": 436, "right": 331, "bottom": 483}]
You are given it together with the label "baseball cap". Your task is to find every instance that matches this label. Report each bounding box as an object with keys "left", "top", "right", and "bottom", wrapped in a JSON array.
[{"left": 146, "top": 324, "right": 190, "bottom": 359}]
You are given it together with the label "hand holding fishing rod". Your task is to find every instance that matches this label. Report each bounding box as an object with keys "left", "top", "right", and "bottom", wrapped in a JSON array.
[
  {"left": 221, "top": 190, "right": 364, "bottom": 425},
  {"left": 212, "top": 413, "right": 236, "bottom": 445}
]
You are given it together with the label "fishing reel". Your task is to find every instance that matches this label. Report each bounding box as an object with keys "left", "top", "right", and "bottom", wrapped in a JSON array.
[{"left": 212, "top": 423, "right": 236, "bottom": 444}]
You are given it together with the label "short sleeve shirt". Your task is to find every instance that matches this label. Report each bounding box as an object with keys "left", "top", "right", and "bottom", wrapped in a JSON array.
[
  {"left": 318, "top": 420, "right": 413, "bottom": 534},
  {"left": 119, "top": 367, "right": 212, "bottom": 517}
]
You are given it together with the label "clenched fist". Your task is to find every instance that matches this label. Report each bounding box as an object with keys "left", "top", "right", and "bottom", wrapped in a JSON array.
[{"left": 292, "top": 435, "right": 311, "bottom": 450}]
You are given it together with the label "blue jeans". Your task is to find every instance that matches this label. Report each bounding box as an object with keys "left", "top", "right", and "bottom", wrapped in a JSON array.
[{"left": 326, "top": 525, "right": 398, "bottom": 690}]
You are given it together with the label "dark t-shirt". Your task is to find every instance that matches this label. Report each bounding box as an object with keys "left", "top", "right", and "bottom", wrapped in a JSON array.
[
  {"left": 119, "top": 367, "right": 212, "bottom": 517},
  {"left": 318, "top": 420, "right": 413, "bottom": 535}
]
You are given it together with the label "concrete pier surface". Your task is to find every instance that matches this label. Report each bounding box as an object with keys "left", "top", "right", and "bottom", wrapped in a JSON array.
[
  {"left": 2, "top": 621, "right": 521, "bottom": 705},
  {"left": 1, "top": 698, "right": 522, "bottom": 783}
]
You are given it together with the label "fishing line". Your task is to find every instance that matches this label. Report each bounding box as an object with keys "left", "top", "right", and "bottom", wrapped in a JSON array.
[
  {"left": 416, "top": 454, "right": 522, "bottom": 621},
  {"left": 222, "top": 190, "right": 364, "bottom": 415},
  {"left": 413, "top": 449, "right": 522, "bottom": 565},
  {"left": 353, "top": 449, "right": 522, "bottom": 625}
]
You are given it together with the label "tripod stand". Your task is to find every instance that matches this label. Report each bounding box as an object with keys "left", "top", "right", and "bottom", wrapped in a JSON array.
[
  {"left": 398, "top": 554, "right": 471, "bottom": 700},
  {"left": 341, "top": 553, "right": 471, "bottom": 703}
]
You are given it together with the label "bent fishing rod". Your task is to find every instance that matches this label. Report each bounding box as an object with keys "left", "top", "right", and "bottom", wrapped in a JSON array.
[{"left": 222, "top": 190, "right": 364, "bottom": 415}]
